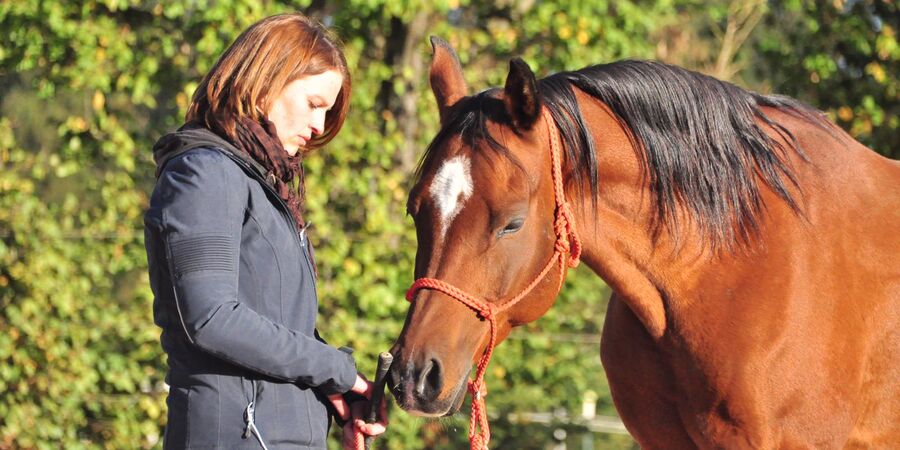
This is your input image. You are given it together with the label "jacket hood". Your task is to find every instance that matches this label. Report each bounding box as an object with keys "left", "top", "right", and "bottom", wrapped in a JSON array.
[{"left": 152, "top": 123, "right": 267, "bottom": 179}]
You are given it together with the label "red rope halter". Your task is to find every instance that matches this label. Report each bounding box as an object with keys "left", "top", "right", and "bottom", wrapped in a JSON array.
[{"left": 405, "top": 109, "right": 581, "bottom": 450}]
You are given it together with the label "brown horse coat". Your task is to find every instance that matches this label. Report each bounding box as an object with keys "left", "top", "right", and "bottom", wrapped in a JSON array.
[
  {"left": 588, "top": 96, "right": 900, "bottom": 448},
  {"left": 391, "top": 38, "right": 900, "bottom": 449}
]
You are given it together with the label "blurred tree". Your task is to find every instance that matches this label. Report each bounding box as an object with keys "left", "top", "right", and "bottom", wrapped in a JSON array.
[
  {"left": 655, "top": 0, "right": 767, "bottom": 83},
  {"left": 752, "top": 0, "right": 898, "bottom": 158},
  {"left": 1, "top": 2, "right": 276, "bottom": 448},
  {"left": 656, "top": 0, "right": 898, "bottom": 158}
]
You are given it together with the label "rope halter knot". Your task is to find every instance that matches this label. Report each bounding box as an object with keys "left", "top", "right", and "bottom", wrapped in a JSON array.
[
  {"left": 556, "top": 202, "right": 582, "bottom": 269},
  {"left": 477, "top": 305, "right": 494, "bottom": 321},
  {"left": 404, "top": 109, "right": 580, "bottom": 450},
  {"left": 467, "top": 379, "right": 487, "bottom": 399}
]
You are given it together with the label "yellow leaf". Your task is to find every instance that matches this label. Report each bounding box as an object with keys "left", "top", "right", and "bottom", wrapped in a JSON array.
[
  {"left": 92, "top": 91, "right": 105, "bottom": 111},
  {"left": 176, "top": 92, "right": 188, "bottom": 111},
  {"left": 837, "top": 106, "right": 853, "bottom": 122},
  {"left": 865, "top": 62, "right": 886, "bottom": 83},
  {"left": 506, "top": 29, "right": 517, "bottom": 44},
  {"left": 577, "top": 30, "right": 589, "bottom": 45},
  {"left": 67, "top": 116, "right": 89, "bottom": 132}
]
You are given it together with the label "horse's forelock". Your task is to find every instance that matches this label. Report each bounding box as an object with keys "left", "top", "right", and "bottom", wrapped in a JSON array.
[{"left": 415, "top": 91, "right": 521, "bottom": 185}]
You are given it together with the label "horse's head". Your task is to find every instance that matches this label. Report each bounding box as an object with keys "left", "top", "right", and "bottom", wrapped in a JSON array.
[{"left": 389, "top": 38, "right": 576, "bottom": 417}]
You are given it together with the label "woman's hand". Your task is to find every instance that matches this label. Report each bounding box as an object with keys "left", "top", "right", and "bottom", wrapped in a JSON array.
[{"left": 328, "top": 373, "right": 389, "bottom": 450}]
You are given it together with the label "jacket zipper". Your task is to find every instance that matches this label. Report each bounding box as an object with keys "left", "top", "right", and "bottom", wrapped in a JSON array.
[
  {"left": 220, "top": 152, "right": 318, "bottom": 285},
  {"left": 222, "top": 152, "right": 314, "bottom": 450},
  {"left": 221, "top": 154, "right": 304, "bottom": 241}
]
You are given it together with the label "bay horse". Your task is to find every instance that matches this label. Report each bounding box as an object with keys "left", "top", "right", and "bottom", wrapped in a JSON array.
[{"left": 390, "top": 37, "right": 900, "bottom": 449}]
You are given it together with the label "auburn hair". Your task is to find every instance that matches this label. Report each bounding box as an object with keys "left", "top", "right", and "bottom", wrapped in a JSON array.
[{"left": 187, "top": 13, "right": 351, "bottom": 151}]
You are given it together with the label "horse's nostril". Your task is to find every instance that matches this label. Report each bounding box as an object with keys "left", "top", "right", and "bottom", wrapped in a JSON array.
[
  {"left": 415, "top": 358, "right": 442, "bottom": 398},
  {"left": 427, "top": 358, "right": 443, "bottom": 393}
]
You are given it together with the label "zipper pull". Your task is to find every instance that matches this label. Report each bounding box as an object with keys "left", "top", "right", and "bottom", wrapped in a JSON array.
[
  {"left": 299, "top": 221, "right": 313, "bottom": 244},
  {"left": 243, "top": 401, "right": 255, "bottom": 439}
]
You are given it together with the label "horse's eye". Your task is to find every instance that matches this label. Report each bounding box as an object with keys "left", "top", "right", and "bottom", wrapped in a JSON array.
[{"left": 499, "top": 218, "right": 525, "bottom": 237}]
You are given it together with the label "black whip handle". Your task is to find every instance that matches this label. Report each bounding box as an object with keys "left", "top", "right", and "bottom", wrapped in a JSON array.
[{"left": 364, "top": 352, "right": 393, "bottom": 450}]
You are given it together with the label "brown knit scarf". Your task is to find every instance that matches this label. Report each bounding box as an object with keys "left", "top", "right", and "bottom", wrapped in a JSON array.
[{"left": 230, "top": 116, "right": 307, "bottom": 232}]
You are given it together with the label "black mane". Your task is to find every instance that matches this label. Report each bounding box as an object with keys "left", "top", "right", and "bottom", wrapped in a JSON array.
[{"left": 418, "top": 60, "right": 836, "bottom": 248}]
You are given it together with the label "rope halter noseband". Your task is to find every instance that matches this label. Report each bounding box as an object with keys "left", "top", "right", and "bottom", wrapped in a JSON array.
[{"left": 405, "top": 109, "right": 581, "bottom": 450}]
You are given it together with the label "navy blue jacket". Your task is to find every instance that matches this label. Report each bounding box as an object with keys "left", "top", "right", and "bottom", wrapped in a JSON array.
[{"left": 144, "top": 126, "right": 356, "bottom": 449}]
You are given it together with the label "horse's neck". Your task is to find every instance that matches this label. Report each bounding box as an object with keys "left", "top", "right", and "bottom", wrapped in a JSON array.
[
  {"left": 564, "top": 92, "right": 894, "bottom": 344},
  {"left": 564, "top": 94, "right": 673, "bottom": 339},
  {"left": 566, "top": 93, "right": 772, "bottom": 340}
]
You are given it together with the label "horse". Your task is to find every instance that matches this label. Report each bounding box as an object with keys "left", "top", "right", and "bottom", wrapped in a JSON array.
[{"left": 389, "top": 37, "right": 900, "bottom": 449}]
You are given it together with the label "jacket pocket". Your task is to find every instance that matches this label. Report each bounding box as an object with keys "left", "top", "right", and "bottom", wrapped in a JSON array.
[
  {"left": 163, "top": 386, "right": 190, "bottom": 449},
  {"left": 298, "top": 383, "right": 330, "bottom": 448},
  {"left": 252, "top": 381, "right": 328, "bottom": 448},
  {"left": 182, "top": 380, "right": 222, "bottom": 448}
]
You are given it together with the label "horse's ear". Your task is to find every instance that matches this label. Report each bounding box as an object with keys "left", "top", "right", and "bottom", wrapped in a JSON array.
[
  {"left": 429, "top": 36, "right": 467, "bottom": 125},
  {"left": 503, "top": 58, "right": 541, "bottom": 129}
]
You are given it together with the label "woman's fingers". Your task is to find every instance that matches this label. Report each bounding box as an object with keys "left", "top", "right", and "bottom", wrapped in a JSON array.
[
  {"left": 328, "top": 393, "right": 350, "bottom": 421},
  {"left": 351, "top": 373, "right": 373, "bottom": 398},
  {"left": 353, "top": 419, "right": 387, "bottom": 436},
  {"left": 349, "top": 400, "right": 387, "bottom": 437},
  {"left": 339, "top": 386, "right": 388, "bottom": 448},
  {"left": 341, "top": 421, "right": 364, "bottom": 450}
]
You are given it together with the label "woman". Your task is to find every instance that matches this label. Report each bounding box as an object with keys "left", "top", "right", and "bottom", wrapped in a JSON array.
[{"left": 144, "top": 13, "right": 386, "bottom": 450}]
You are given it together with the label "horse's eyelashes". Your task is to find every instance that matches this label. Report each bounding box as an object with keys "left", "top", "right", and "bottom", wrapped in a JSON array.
[{"left": 499, "top": 218, "right": 525, "bottom": 236}]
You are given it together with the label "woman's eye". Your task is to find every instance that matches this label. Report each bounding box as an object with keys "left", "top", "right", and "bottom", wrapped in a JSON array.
[{"left": 498, "top": 218, "right": 524, "bottom": 237}]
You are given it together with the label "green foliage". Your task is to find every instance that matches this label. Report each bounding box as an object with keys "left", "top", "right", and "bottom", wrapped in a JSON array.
[
  {"left": 1, "top": 0, "right": 893, "bottom": 449},
  {"left": 750, "top": 0, "right": 898, "bottom": 158},
  {"left": 0, "top": 1, "right": 291, "bottom": 447}
]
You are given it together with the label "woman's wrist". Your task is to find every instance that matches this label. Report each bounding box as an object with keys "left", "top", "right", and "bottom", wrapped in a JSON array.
[{"left": 351, "top": 373, "right": 370, "bottom": 395}]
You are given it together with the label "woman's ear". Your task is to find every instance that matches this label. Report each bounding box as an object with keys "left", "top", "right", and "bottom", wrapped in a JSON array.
[
  {"left": 503, "top": 58, "right": 541, "bottom": 129},
  {"left": 429, "top": 36, "right": 468, "bottom": 125}
]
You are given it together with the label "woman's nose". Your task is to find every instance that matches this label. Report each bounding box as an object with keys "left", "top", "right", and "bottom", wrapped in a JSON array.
[{"left": 310, "top": 109, "right": 326, "bottom": 136}]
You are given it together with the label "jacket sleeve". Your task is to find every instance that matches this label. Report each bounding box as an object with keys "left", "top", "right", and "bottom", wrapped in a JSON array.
[{"left": 155, "top": 149, "right": 356, "bottom": 394}]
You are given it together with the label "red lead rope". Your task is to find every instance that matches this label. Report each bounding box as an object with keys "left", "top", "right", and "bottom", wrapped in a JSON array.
[{"left": 405, "top": 109, "right": 581, "bottom": 450}]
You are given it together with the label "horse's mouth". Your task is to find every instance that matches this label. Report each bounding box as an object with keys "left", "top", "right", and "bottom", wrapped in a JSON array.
[
  {"left": 445, "top": 379, "right": 468, "bottom": 416},
  {"left": 390, "top": 372, "right": 469, "bottom": 418}
]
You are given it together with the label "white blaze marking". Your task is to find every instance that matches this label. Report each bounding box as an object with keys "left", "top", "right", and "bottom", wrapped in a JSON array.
[{"left": 429, "top": 155, "right": 473, "bottom": 239}]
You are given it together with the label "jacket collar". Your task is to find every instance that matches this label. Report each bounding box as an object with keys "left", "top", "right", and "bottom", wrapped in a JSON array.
[{"left": 152, "top": 123, "right": 268, "bottom": 181}]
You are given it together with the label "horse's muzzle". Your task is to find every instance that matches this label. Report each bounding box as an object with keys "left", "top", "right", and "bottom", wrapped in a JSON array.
[{"left": 388, "top": 350, "right": 468, "bottom": 417}]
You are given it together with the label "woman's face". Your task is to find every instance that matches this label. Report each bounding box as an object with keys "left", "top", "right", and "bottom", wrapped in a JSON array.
[{"left": 267, "top": 69, "right": 343, "bottom": 156}]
